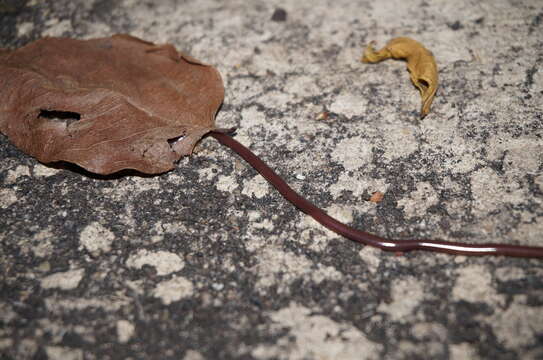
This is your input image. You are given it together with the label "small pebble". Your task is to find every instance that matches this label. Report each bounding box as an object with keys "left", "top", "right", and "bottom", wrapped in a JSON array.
[
  {"left": 212, "top": 282, "right": 224, "bottom": 291},
  {"left": 271, "top": 8, "right": 287, "bottom": 22}
]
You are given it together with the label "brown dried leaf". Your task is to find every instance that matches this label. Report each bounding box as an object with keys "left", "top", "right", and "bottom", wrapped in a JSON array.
[
  {"left": 369, "top": 191, "right": 384, "bottom": 203},
  {"left": 362, "top": 37, "right": 438, "bottom": 118},
  {"left": 0, "top": 34, "right": 224, "bottom": 174},
  {"left": 315, "top": 111, "right": 329, "bottom": 121}
]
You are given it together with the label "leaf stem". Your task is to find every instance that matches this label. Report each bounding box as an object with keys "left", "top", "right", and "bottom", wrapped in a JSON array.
[{"left": 210, "top": 131, "right": 543, "bottom": 258}]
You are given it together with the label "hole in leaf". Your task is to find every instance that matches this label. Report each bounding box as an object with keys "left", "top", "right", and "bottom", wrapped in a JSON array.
[
  {"left": 167, "top": 135, "right": 185, "bottom": 149},
  {"left": 418, "top": 79, "right": 429, "bottom": 90},
  {"left": 38, "top": 109, "right": 81, "bottom": 125}
]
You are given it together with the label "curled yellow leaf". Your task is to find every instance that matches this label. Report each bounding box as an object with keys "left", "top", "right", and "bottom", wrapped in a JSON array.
[{"left": 362, "top": 37, "right": 438, "bottom": 118}]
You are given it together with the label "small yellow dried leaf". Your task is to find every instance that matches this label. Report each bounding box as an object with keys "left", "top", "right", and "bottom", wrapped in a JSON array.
[{"left": 362, "top": 37, "right": 438, "bottom": 118}]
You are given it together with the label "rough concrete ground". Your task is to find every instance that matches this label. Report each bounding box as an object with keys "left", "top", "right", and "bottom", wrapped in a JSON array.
[{"left": 1, "top": 0, "right": 542, "bottom": 359}]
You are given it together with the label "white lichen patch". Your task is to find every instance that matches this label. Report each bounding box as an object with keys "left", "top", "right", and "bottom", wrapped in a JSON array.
[
  {"left": 240, "top": 106, "right": 268, "bottom": 130},
  {"left": 331, "top": 136, "right": 373, "bottom": 172},
  {"left": 452, "top": 265, "right": 505, "bottom": 307},
  {"left": 254, "top": 246, "right": 342, "bottom": 293},
  {"left": 380, "top": 124, "right": 419, "bottom": 161},
  {"left": 33, "top": 163, "right": 61, "bottom": 177},
  {"left": 377, "top": 276, "right": 425, "bottom": 322},
  {"left": 358, "top": 246, "right": 382, "bottom": 274},
  {"left": 444, "top": 198, "right": 471, "bottom": 224},
  {"left": 150, "top": 221, "right": 188, "bottom": 243},
  {"left": 0, "top": 188, "right": 17, "bottom": 208},
  {"left": 215, "top": 175, "right": 239, "bottom": 192},
  {"left": 329, "top": 172, "right": 389, "bottom": 199},
  {"left": 31, "top": 228, "right": 54, "bottom": 258},
  {"left": 397, "top": 182, "right": 439, "bottom": 218},
  {"left": 329, "top": 93, "right": 368, "bottom": 118},
  {"left": 508, "top": 216, "right": 543, "bottom": 247},
  {"left": 449, "top": 343, "right": 481, "bottom": 360},
  {"left": 42, "top": 19, "right": 72, "bottom": 37},
  {"left": 283, "top": 75, "right": 320, "bottom": 98},
  {"left": 41, "top": 269, "right": 85, "bottom": 290},
  {"left": 255, "top": 90, "right": 292, "bottom": 111},
  {"left": 487, "top": 135, "right": 542, "bottom": 175},
  {"left": 494, "top": 267, "right": 525, "bottom": 282},
  {"left": 447, "top": 152, "right": 480, "bottom": 174},
  {"left": 101, "top": 177, "right": 160, "bottom": 199},
  {"left": 251, "top": 302, "right": 382, "bottom": 360},
  {"left": 247, "top": 211, "right": 274, "bottom": 231},
  {"left": 243, "top": 211, "right": 277, "bottom": 252},
  {"left": 116, "top": 320, "right": 135, "bottom": 343},
  {"left": 470, "top": 168, "right": 524, "bottom": 216},
  {"left": 484, "top": 295, "right": 543, "bottom": 349},
  {"left": 325, "top": 204, "right": 354, "bottom": 224},
  {"left": 183, "top": 350, "right": 206, "bottom": 360},
  {"left": 131, "top": 176, "right": 161, "bottom": 191},
  {"left": 45, "top": 296, "right": 129, "bottom": 312},
  {"left": 45, "top": 346, "right": 83, "bottom": 360},
  {"left": 17, "top": 21, "right": 34, "bottom": 37},
  {"left": 153, "top": 276, "right": 194, "bottom": 305},
  {"left": 397, "top": 340, "right": 445, "bottom": 359},
  {"left": 420, "top": 116, "right": 481, "bottom": 173},
  {"left": 336, "top": 45, "right": 364, "bottom": 68},
  {"left": 254, "top": 42, "right": 296, "bottom": 75},
  {"left": 126, "top": 250, "right": 184, "bottom": 276},
  {"left": 79, "top": 21, "right": 112, "bottom": 39},
  {"left": 411, "top": 322, "right": 448, "bottom": 341},
  {"left": 79, "top": 222, "right": 115, "bottom": 256},
  {"left": 242, "top": 175, "right": 270, "bottom": 199},
  {"left": 5, "top": 165, "right": 30, "bottom": 184},
  {"left": 228, "top": 78, "right": 265, "bottom": 107},
  {"left": 197, "top": 164, "right": 219, "bottom": 181},
  {"left": 296, "top": 225, "right": 333, "bottom": 252}
]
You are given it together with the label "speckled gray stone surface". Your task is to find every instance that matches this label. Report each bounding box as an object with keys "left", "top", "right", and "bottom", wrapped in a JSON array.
[{"left": 1, "top": 1, "right": 542, "bottom": 359}]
